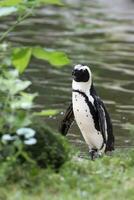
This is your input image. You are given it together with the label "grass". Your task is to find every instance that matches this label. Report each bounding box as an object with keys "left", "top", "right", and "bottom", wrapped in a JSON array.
[{"left": 1, "top": 149, "right": 134, "bottom": 200}]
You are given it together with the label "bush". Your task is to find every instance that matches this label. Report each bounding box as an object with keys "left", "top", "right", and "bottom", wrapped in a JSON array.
[
  {"left": 0, "top": 0, "right": 71, "bottom": 170},
  {"left": 25, "top": 125, "right": 70, "bottom": 169}
]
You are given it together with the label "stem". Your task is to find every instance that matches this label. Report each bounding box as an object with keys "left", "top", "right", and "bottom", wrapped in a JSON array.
[{"left": 0, "top": 5, "right": 36, "bottom": 42}]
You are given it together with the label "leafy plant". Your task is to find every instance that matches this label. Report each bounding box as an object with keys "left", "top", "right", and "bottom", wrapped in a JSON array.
[
  {"left": 0, "top": 0, "right": 71, "bottom": 166},
  {"left": 0, "top": 0, "right": 63, "bottom": 42},
  {"left": 12, "top": 47, "right": 70, "bottom": 73},
  {"left": 0, "top": 41, "right": 70, "bottom": 165}
]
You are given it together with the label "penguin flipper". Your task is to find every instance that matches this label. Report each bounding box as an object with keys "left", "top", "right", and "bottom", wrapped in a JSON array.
[
  {"left": 94, "top": 96, "right": 114, "bottom": 151},
  {"left": 59, "top": 103, "right": 74, "bottom": 135},
  {"left": 101, "top": 102, "right": 114, "bottom": 151},
  {"left": 94, "top": 96, "right": 107, "bottom": 144}
]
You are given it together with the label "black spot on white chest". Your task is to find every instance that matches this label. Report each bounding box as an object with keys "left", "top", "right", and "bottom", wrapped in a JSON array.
[
  {"left": 72, "top": 90, "right": 101, "bottom": 133},
  {"left": 72, "top": 93, "right": 94, "bottom": 127},
  {"left": 72, "top": 92, "right": 103, "bottom": 148}
]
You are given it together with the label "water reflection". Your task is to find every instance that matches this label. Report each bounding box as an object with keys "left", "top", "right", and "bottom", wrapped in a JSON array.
[{"left": 0, "top": 0, "right": 134, "bottom": 153}]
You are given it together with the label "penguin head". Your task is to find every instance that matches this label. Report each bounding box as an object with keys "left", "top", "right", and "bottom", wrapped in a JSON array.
[{"left": 72, "top": 64, "right": 91, "bottom": 83}]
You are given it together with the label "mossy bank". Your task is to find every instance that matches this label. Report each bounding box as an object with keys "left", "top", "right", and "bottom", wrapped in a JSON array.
[{"left": 1, "top": 149, "right": 134, "bottom": 200}]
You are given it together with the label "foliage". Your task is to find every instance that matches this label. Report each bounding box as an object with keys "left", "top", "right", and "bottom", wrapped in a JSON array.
[
  {"left": 0, "top": 69, "right": 35, "bottom": 133},
  {"left": 1, "top": 125, "right": 70, "bottom": 170},
  {"left": 0, "top": 60, "right": 68, "bottom": 166},
  {"left": 0, "top": 0, "right": 70, "bottom": 167},
  {"left": 12, "top": 47, "right": 70, "bottom": 73},
  {"left": 1, "top": 149, "right": 134, "bottom": 200},
  {"left": 34, "top": 109, "right": 59, "bottom": 116},
  {"left": 0, "top": 44, "right": 70, "bottom": 166},
  {"left": 0, "top": 0, "right": 63, "bottom": 10},
  {"left": 25, "top": 125, "right": 70, "bottom": 168}
]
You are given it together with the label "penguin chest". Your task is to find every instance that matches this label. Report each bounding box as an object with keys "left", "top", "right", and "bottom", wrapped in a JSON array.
[{"left": 72, "top": 92, "right": 103, "bottom": 149}]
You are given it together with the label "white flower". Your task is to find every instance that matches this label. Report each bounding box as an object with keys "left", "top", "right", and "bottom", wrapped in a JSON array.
[
  {"left": 24, "top": 138, "right": 37, "bottom": 145},
  {"left": 1, "top": 134, "right": 14, "bottom": 142},
  {"left": 9, "top": 70, "right": 19, "bottom": 78},
  {"left": 16, "top": 128, "right": 36, "bottom": 138}
]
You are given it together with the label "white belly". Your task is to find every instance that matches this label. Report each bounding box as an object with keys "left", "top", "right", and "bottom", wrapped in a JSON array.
[{"left": 72, "top": 92, "right": 103, "bottom": 150}]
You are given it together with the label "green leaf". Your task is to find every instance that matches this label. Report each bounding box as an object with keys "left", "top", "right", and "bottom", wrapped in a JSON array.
[
  {"left": 0, "top": 0, "right": 22, "bottom": 7},
  {"left": 0, "top": 78, "right": 31, "bottom": 95},
  {"left": 32, "top": 47, "right": 51, "bottom": 60},
  {"left": 12, "top": 48, "right": 32, "bottom": 73},
  {"left": 34, "top": 109, "right": 59, "bottom": 116},
  {"left": 38, "top": 0, "right": 63, "bottom": 6},
  {"left": 32, "top": 47, "right": 70, "bottom": 67},
  {"left": 9, "top": 80, "right": 31, "bottom": 95},
  {"left": 10, "top": 93, "right": 37, "bottom": 110},
  {"left": 48, "top": 51, "right": 71, "bottom": 67},
  {"left": 0, "top": 7, "right": 17, "bottom": 17}
]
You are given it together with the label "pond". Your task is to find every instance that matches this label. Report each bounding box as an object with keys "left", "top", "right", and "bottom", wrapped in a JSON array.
[{"left": 1, "top": 0, "right": 134, "bottom": 154}]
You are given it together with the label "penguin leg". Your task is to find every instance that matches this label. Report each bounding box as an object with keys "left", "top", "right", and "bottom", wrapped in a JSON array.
[
  {"left": 89, "top": 148, "right": 98, "bottom": 160},
  {"left": 89, "top": 148, "right": 102, "bottom": 160}
]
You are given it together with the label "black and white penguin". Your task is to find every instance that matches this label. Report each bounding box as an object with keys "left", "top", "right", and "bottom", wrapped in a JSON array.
[{"left": 60, "top": 64, "right": 114, "bottom": 159}]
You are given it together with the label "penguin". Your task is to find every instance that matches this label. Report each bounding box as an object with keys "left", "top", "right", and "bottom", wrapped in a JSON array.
[{"left": 60, "top": 64, "right": 114, "bottom": 159}]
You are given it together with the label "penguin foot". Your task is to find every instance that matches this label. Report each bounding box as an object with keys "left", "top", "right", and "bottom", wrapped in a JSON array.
[{"left": 89, "top": 149, "right": 102, "bottom": 160}]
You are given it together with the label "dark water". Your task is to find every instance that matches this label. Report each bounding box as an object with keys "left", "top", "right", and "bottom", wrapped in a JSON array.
[{"left": 1, "top": 0, "right": 134, "bottom": 153}]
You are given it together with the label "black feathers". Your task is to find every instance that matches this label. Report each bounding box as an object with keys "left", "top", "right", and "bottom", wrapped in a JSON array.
[
  {"left": 91, "top": 84, "right": 114, "bottom": 152},
  {"left": 59, "top": 103, "right": 74, "bottom": 136}
]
